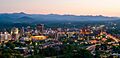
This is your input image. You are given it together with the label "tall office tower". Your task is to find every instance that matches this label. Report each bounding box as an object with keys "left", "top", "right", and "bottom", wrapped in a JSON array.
[
  {"left": 4, "top": 32, "right": 11, "bottom": 41},
  {"left": 36, "top": 24, "right": 44, "bottom": 33},
  {"left": 20, "top": 27, "right": 25, "bottom": 36},
  {"left": 11, "top": 27, "right": 20, "bottom": 40},
  {"left": 0, "top": 32, "right": 11, "bottom": 43},
  {"left": 0, "top": 32, "right": 4, "bottom": 43},
  {"left": 55, "top": 31, "right": 59, "bottom": 40},
  {"left": 26, "top": 26, "right": 32, "bottom": 32}
]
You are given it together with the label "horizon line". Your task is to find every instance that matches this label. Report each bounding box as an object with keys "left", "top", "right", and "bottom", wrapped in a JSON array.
[{"left": 0, "top": 12, "right": 119, "bottom": 17}]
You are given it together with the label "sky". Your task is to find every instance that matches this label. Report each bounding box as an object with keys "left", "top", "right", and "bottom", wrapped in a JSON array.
[{"left": 0, "top": 0, "right": 120, "bottom": 16}]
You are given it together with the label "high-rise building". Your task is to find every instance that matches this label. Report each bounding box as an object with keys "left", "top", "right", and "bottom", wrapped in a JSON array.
[
  {"left": 0, "top": 32, "right": 11, "bottom": 43},
  {"left": 11, "top": 27, "right": 20, "bottom": 40},
  {"left": 36, "top": 24, "right": 44, "bottom": 33},
  {"left": 20, "top": 27, "right": 25, "bottom": 36}
]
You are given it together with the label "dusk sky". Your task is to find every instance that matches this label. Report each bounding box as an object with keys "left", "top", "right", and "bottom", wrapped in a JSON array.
[{"left": 0, "top": 0, "right": 120, "bottom": 16}]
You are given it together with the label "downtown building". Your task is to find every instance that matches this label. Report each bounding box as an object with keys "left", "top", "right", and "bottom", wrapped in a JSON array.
[{"left": 0, "top": 32, "right": 12, "bottom": 43}]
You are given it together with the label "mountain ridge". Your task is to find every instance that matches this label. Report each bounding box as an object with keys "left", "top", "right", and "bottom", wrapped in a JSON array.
[{"left": 0, "top": 12, "right": 119, "bottom": 23}]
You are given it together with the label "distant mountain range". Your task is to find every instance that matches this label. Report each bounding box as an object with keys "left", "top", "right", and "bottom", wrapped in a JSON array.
[{"left": 0, "top": 12, "right": 119, "bottom": 23}]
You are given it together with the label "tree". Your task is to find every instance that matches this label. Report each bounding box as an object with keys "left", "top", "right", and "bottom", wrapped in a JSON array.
[
  {"left": 2, "top": 53, "right": 11, "bottom": 58},
  {"left": 28, "top": 54, "right": 44, "bottom": 58},
  {"left": 43, "top": 47, "right": 57, "bottom": 57},
  {"left": 6, "top": 42, "right": 15, "bottom": 49}
]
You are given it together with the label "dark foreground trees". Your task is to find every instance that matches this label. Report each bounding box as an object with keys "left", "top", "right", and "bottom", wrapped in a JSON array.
[{"left": 29, "top": 45, "right": 93, "bottom": 58}]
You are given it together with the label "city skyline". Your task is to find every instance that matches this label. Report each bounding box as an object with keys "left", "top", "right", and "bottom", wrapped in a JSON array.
[
  {"left": 0, "top": 0, "right": 120, "bottom": 58},
  {"left": 0, "top": 0, "right": 120, "bottom": 17}
]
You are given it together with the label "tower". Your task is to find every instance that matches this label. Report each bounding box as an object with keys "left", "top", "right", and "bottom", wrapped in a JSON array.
[
  {"left": 36, "top": 24, "right": 44, "bottom": 33},
  {"left": 11, "top": 27, "right": 19, "bottom": 40}
]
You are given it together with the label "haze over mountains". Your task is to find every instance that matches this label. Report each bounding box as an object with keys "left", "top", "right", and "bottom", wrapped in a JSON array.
[{"left": 0, "top": 12, "right": 119, "bottom": 23}]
